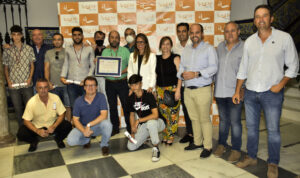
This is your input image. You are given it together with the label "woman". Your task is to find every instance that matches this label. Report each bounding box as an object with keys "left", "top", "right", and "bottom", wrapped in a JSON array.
[
  {"left": 156, "top": 36, "right": 181, "bottom": 145},
  {"left": 128, "top": 33, "right": 156, "bottom": 93}
]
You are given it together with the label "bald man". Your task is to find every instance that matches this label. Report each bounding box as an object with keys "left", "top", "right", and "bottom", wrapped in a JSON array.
[{"left": 101, "top": 30, "right": 131, "bottom": 136}]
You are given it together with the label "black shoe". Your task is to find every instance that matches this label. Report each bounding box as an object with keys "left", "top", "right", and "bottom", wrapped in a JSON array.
[
  {"left": 91, "top": 136, "right": 97, "bottom": 139},
  {"left": 200, "top": 149, "right": 212, "bottom": 158},
  {"left": 28, "top": 141, "right": 38, "bottom": 152},
  {"left": 184, "top": 143, "right": 203, "bottom": 150},
  {"left": 180, "top": 134, "right": 193, "bottom": 143},
  {"left": 55, "top": 138, "right": 66, "bottom": 148},
  {"left": 111, "top": 130, "right": 120, "bottom": 136}
]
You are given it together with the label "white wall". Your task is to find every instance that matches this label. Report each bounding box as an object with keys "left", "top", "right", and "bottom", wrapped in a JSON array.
[{"left": 230, "top": 0, "right": 268, "bottom": 21}]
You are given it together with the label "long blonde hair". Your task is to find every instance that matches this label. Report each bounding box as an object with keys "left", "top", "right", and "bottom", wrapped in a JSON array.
[{"left": 133, "top": 33, "right": 151, "bottom": 64}]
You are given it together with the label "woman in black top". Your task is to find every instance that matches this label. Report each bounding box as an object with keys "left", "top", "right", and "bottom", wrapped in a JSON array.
[{"left": 156, "top": 36, "right": 181, "bottom": 145}]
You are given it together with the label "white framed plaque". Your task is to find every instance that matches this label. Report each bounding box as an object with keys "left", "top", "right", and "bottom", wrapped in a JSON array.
[{"left": 95, "top": 56, "right": 122, "bottom": 77}]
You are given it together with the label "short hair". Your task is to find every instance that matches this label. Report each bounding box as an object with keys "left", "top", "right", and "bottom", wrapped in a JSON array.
[
  {"left": 128, "top": 74, "right": 142, "bottom": 85},
  {"left": 52, "top": 33, "right": 64, "bottom": 41},
  {"left": 177, "top": 23, "right": 189, "bottom": 32},
  {"left": 72, "top": 27, "right": 83, "bottom": 34},
  {"left": 10, "top": 25, "right": 23, "bottom": 34},
  {"left": 36, "top": 78, "right": 49, "bottom": 84},
  {"left": 124, "top": 28, "right": 136, "bottom": 36},
  {"left": 83, "top": 76, "right": 98, "bottom": 86},
  {"left": 254, "top": 4, "right": 273, "bottom": 17},
  {"left": 159, "top": 36, "right": 173, "bottom": 51},
  {"left": 94, "top": 31, "right": 106, "bottom": 39},
  {"left": 224, "top": 21, "right": 240, "bottom": 31}
]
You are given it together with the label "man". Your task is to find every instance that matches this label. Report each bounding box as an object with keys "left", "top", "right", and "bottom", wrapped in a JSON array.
[
  {"left": 31, "top": 29, "right": 51, "bottom": 87},
  {"left": 61, "top": 27, "right": 95, "bottom": 108},
  {"left": 45, "top": 33, "right": 71, "bottom": 122},
  {"left": 177, "top": 24, "right": 218, "bottom": 158},
  {"left": 127, "top": 74, "right": 165, "bottom": 162},
  {"left": 3, "top": 25, "right": 35, "bottom": 127},
  {"left": 173, "top": 22, "right": 194, "bottom": 144},
  {"left": 93, "top": 31, "right": 106, "bottom": 94},
  {"left": 101, "top": 30, "right": 131, "bottom": 136},
  {"left": 213, "top": 22, "right": 244, "bottom": 163},
  {"left": 232, "top": 5, "right": 299, "bottom": 177},
  {"left": 17, "top": 78, "right": 72, "bottom": 152},
  {"left": 67, "top": 76, "right": 112, "bottom": 156},
  {"left": 124, "top": 28, "right": 136, "bottom": 53}
]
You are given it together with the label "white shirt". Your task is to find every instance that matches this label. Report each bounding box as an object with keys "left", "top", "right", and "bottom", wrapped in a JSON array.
[
  {"left": 173, "top": 39, "right": 192, "bottom": 56},
  {"left": 237, "top": 27, "right": 299, "bottom": 92}
]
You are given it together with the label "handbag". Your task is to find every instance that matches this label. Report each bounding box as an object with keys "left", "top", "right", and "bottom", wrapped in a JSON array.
[{"left": 159, "top": 55, "right": 178, "bottom": 107}]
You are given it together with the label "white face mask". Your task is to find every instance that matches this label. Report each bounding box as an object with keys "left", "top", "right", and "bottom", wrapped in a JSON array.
[{"left": 126, "top": 35, "right": 135, "bottom": 44}]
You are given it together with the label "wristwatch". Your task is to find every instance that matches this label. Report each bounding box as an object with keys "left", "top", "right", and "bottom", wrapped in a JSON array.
[
  {"left": 87, "top": 123, "right": 91, "bottom": 128},
  {"left": 197, "top": 72, "right": 202, "bottom": 77}
]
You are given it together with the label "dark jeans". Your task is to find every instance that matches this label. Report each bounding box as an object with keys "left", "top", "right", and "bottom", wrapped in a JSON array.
[
  {"left": 50, "top": 86, "right": 70, "bottom": 107},
  {"left": 17, "top": 120, "right": 72, "bottom": 144},
  {"left": 181, "top": 86, "right": 193, "bottom": 135},
  {"left": 216, "top": 97, "right": 243, "bottom": 151},
  {"left": 105, "top": 79, "right": 130, "bottom": 133},
  {"left": 67, "top": 84, "right": 84, "bottom": 108},
  {"left": 244, "top": 88, "right": 284, "bottom": 164},
  {"left": 9, "top": 87, "right": 33, "bottom": 126}
]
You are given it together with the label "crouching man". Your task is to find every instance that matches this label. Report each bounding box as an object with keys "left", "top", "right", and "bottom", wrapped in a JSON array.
[{"left": 127, "top": 74, "right": 165, "bottom": 162}]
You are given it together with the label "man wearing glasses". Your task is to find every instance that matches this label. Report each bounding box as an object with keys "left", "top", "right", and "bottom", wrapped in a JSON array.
[
  {"left": 67, "top": 76, "right": 112, "bottom": 156},
  {"left": 44, "top": 33, "right": 71, "bottom": 122}
]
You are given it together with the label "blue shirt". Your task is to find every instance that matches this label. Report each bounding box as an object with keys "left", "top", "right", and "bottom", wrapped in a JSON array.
[
  {"left": 177, "top": 41, "right": 218, "bottom": 87},
  {"left": 73, "top": 92, "right": 108, "bottom": 126},
  {"left": 32, "top": 44, "right": 51, "bottom": 85}
]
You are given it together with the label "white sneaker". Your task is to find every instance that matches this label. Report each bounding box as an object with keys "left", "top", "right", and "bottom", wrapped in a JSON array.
[{"left": 152, "top": 147, "right": 160, "bottom": 162}]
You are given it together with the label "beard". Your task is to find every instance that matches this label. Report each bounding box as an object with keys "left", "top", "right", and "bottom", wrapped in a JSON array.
[
  {"left": 110, "top": 41, "right": 120, "bottom": 48},
  {"left": 73, "top": 38, "right": 83, "bottom": 45}
]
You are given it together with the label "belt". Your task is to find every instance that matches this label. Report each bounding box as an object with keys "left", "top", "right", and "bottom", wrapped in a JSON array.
[
  {"left": 186, "top": 84, "right": 210, "bottom": 89},
  {"left": 106, "top": 78, "right": 127, "bottom": 83}
]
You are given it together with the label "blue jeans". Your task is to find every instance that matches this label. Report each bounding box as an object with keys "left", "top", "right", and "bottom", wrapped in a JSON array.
[
  {"left": 50, "top": 86, "right": 70, "bottom": 107},
  {"left": 216, "top": 97, "right": 242, "bottom": 151},
  {"left": 67, "top": 84, "right": 84, "bottom": 108},
  {"left": 67, "top": 119, "right": 112, "bottom": 148},
  {"left": 244, "top": 89, "right": 284, "bottom": 164}
]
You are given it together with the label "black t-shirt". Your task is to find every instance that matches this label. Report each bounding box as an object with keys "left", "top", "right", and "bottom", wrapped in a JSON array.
[
  {"left": 127, "top": 90, "right": 157, "bottom": 119},
  {"left": 137, "top": 55, "right": 143, "bottom": 76}
]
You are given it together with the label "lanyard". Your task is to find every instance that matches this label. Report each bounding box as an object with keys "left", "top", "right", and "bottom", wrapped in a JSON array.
[
  {"left": 14, "top": 44, "right": 23, "bottom": 65},
  {"left": 110, "top": 47, "right": 119, "bottom": 57},
  {"left": 73, "top": 45, "right": 84, "bottom": 64},
  {"left": 135, "top": 93, "right": 143, "bottom": 117}
]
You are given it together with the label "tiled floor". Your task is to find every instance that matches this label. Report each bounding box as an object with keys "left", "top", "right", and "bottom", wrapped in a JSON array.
[{"left": 1, "top": 116, "right": 300, "bottom": 178}]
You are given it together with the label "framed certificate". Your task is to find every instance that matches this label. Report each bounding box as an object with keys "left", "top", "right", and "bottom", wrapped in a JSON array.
[{"left": 95, "top": 56, "right": 122, "bottom": 77}]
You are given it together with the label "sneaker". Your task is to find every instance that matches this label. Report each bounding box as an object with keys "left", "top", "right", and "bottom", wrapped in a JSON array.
[
  {"left": 83, "top": 141, "right": 91, "bottom": 149},
  {"left": 267, "top": 163, "right": 278, "bottom": 178},
  {"left": 152, "top": 147, "right": 160, "bottom": 162},
  {"left": 184, "top": 143, "right": 203, "bottom": 150},
  {"left": 55, "top": 139, "right": 66, "bottom": 149},
  {"left": 28, "top": 141, "right": 38, "bottom": 152},
  {"left": 227, "top": 150, "right": 241, "bottom": 163},
  {"left": 179, "top": 134, "right": 193, "bottom": 143},
  {"left": 200, "top": 149, "right": 212, "bottom": 158},
  {"left": 213, "top": 144, "right": 225, "bottom": 157},
  {"left": 102, "top": 146, "right": 109, "bottom": 156},
  {"left": 236, "top": 155, "right": 257, "bottom": 168}
]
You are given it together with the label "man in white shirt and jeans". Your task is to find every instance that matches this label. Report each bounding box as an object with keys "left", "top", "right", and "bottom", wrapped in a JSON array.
[{"left": 232, "top": 5, "right": 299, "bottom": 178}]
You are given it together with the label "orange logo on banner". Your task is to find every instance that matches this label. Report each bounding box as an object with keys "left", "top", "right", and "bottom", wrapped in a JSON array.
[
  {"left": 215, "top": 0, "right": 231, "bottom": 10},
  {"left": 175, "top": 0, "right": 195, "bottom": 11},
  {"left": 98, "top": 1, "right": 117, "bottom": 13},
  {"left": 85, "top": 37, "right": 95, "bottom": 45},
  {"left": 156, "top": 12, "right": 175, "bottom": 24},
  {"left": 60, "top": 26, "right": 74, "bottom": 38},
  {"left": 138, "top": 24, "right": 156, "bottom": 36},
  {"left": 195, "top": 11, "right": 214, "bottom": 23},
  {"left": 99, "top": 25, "right": 118, "bottom": 35},
  {"left": 137, "top": 0, "right": 156, "bottom": 12},
  {"left": 79, "top": 14, "right": 98, "bottom": 26},
  {"left": 60, "top": 2, "right": 79, "bottom": 14},
  {"left": 118, "top": 13, "right": 137, "bottom": 25},
  {"left": 215, "top": 23, "right": 225, "bottom": 35},
  {"left": 204, "top": 35, "right": 214, "bottom": 46}
]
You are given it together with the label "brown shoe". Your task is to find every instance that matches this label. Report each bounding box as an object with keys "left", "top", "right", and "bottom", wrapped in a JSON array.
[
  {"left": 236, "top": 155, "right": 257, "bottom": 168},
  {"left": 214, "top": 144, "right": 225, "bottom": 158},
  {"left": 102, "top": 146, "right": 109, "bottom": 156},
  {"left": 227, "top": 150, "right": 241, "bottom": 163},
  {"left": 83, "top": 141, "right": 91, "bottom": 149},
  {"left": 267, "top": 163, "right": 278, "bottom": 178}
]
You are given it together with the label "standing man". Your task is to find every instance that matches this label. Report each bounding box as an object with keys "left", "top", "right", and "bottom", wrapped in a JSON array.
[
  {"left": 93, "top": 31, "right": 106, "bottom": 94},
  {"left": 31, "top": 29, "right": 51, "bottom": 87},
  {"left": 124, "top": 28, "right": 136, "bottom": 53},
  {"left": 101, "top": 30, "right": 131, "bottom": 136},
  {"left": 173, "top": 22, "right": 194, "bottom": 144},
  {"left": 67, "top": 76, "right": 112, "bottom": 156},
  {"left": 177, "top": 24, "right": 218, "bottom": 158},
  {"left": 233, "top": 5, "right": 299, "bottom": 177},
  {"left": 61, "top": 27, "right": 95, "bottom": 108},
  {"left": 3, "top": 25, "right": 35, "bottom": 127},
  {"left": 213, "top": 22, "right": 244, "bottom": 163},
  {"left": 17, "top": 78, "right": 72, "bottom": 152},
  {"left": 44, "top": 33, "right": 71, "bottom": 122}
]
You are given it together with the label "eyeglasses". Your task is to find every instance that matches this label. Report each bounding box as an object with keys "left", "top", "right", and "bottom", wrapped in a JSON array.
[
  {"left": 136, "top": 41, "right": 145, "bottom": 44},
  {"left": 55, "top": 51, "right": 59, "bottom": 60}
]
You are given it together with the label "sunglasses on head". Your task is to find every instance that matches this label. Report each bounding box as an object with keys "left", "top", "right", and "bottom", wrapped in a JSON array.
[{"left": 55, "top": 51, "right": 59, "bottom": 60}]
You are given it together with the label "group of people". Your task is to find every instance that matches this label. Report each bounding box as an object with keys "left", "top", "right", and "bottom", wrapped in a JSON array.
[{"left": 2, "top": 4, "right": 299, "bottom": 178}]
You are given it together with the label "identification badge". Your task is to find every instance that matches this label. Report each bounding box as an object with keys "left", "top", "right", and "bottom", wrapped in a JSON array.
[{"left": 53, "top": 102, "right": 57, "bottom": 110}]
